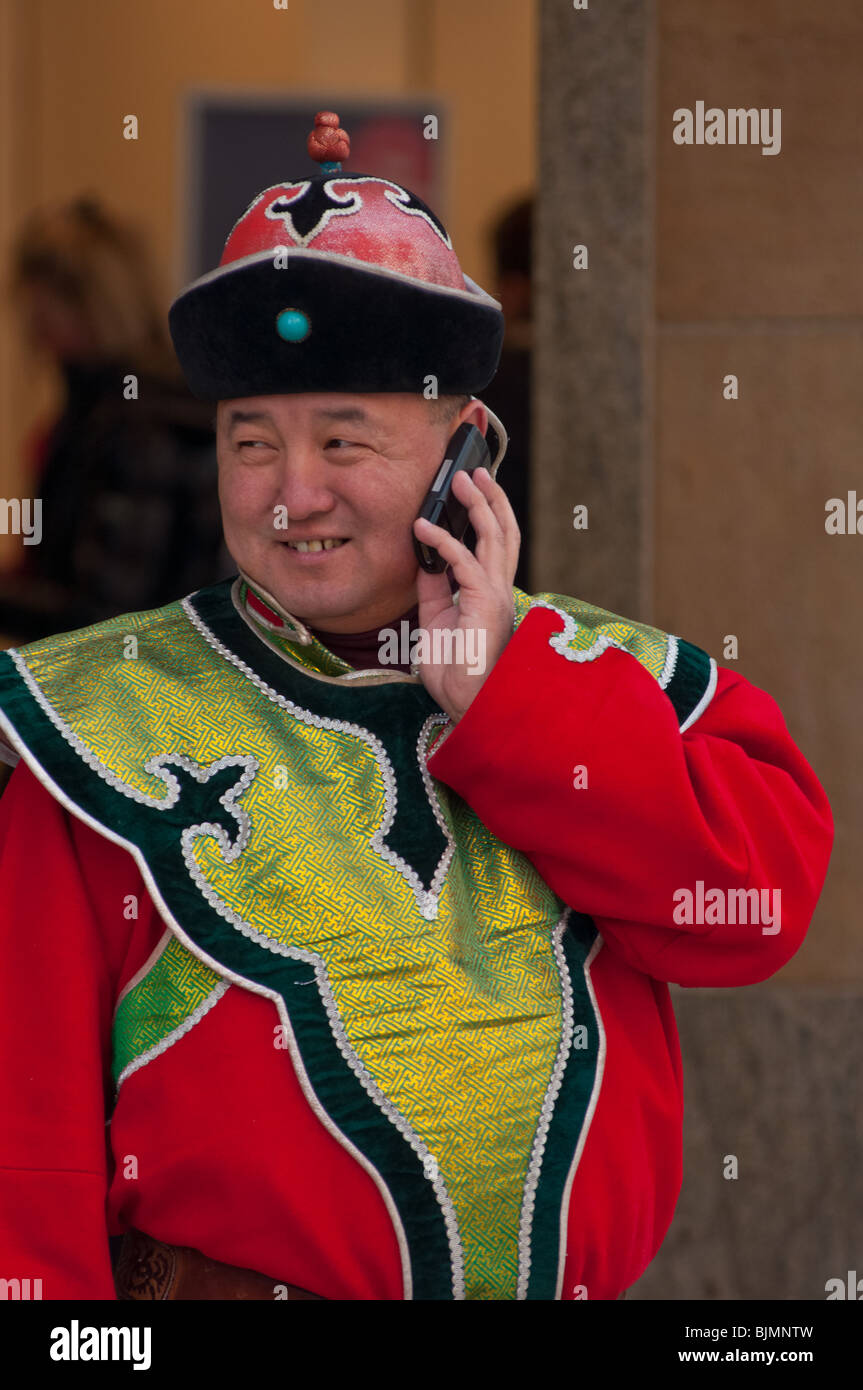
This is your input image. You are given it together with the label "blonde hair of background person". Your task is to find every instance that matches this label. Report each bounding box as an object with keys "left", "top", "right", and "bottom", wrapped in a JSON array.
[{"left": 8, "top": 196, "right": 180, "bottom": 380}]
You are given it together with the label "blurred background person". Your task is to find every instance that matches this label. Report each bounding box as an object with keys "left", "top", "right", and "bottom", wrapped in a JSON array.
[
  {"left": 0, "top": 196, "right": 231, "bottom": 643},
  {"left": 481, "top": 194, "right": 533, "bottom": 592}
]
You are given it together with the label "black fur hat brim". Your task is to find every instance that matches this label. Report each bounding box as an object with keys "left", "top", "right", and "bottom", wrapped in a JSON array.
[{"left": 169, "top": 248, "right": 504, "bottom": 402}]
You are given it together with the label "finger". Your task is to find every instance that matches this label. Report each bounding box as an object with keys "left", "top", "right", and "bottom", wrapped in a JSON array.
[
  {"left": 449, "top": 469, "right": 512, "bottom": 581},
  {"left": 450, "top": 469, "right": 505, "bottom": 555},
  {"left": 470, "top": 469, "right": 521, "bottom": 579},
  {"left": 413, "top": 515, "right": 485, "bottom": 591},
  {"left": 462, "top": 465, "right": 514, "bottom": 517}
]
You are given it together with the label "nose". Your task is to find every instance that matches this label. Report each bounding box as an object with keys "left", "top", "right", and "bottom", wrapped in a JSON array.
[{"left": 274, "top": 445, "right": 337, "bottom": 521}]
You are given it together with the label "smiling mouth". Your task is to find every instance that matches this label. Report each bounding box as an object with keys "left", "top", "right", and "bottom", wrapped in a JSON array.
[{"left": 284, "top": 538, "right": 349, "bottom": 553}]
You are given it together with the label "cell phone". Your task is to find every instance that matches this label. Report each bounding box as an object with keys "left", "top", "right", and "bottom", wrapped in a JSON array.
[{"left": 412, "top": 423, "right": 491, "bottom": 574}]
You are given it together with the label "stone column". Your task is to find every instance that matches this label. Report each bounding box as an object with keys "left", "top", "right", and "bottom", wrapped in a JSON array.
[{"left": 533, "top": 0, "right": 655, "bottom": 620}]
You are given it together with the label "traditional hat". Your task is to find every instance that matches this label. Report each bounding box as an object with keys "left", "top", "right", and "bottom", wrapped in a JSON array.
[{"left": 168, "top": 111, "right": 505, "bottom": 402}]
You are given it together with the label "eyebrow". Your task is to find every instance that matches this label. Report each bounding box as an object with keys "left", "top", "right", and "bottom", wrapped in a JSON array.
[
  {"left": 314, "top": 406, "right": 376, "bottom": 423},
  {"left": 225, "top": 405, "right": 379, "bottom": 431},
  {"left": 225, "top": 410, "right": 273, "bottom": 430}
]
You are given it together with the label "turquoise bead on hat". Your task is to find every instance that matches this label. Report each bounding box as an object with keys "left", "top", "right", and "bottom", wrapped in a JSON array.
[{"left": 275, "top": 308, "right": 311, "bottom": 342}]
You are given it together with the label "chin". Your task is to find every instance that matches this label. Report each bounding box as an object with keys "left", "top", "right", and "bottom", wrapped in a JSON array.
[
  {"left": 241, "top": 544, "right": 416, "bottom": 626},
  {"left": 266, "top": 571, "right": 361, "bottom": 623}
]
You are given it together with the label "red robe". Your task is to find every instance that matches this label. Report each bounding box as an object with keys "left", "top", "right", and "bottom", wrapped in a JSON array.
[{"left": 0, "top": 611, "right": 833, "bottom": 1299}]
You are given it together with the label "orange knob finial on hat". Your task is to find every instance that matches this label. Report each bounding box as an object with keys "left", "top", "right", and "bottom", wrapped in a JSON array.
[{"left": 307, "top": 112, "right": 350, "bottom": 167}]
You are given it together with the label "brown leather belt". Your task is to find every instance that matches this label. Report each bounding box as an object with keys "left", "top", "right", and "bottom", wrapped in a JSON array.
[
  {"left": 114, "top": 1227, "right": 325, "bottom": 1300},
  {"left": 115, "top": 1226, "right": 629, "bottom": 1300}
]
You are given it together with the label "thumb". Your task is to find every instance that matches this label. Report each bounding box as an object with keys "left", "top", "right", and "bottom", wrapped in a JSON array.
[{"left": 415, "top": 564, "right": 454, "bottom": 622}]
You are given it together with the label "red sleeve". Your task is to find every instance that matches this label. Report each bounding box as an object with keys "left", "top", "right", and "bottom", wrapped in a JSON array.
[
  {"left": 427, "top": 606, "right": 834, "bottom": 988},
  {"left": 0, "top": 759, "right": 159, "bottom": 1298}
]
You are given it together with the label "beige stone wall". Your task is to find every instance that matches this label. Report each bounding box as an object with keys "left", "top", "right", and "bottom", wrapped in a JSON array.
[
  {"left": 655, "top": 0, "right": 863, "bottom": 983},
  {"left": 535, "top": 1, "right": 857, "bottom": 986}
]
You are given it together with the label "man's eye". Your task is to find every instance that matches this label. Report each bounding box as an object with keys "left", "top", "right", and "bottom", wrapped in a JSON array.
[
  {"left": 237, "top": 439, "right": 273, "bottom": 451},
  {"left": 326, "top": 438, "right": 357, "bottom": 450}
]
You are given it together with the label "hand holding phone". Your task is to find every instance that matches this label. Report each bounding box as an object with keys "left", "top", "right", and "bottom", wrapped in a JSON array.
[{"left": 412, "top": 423, "right": 491, "bottom": 574}]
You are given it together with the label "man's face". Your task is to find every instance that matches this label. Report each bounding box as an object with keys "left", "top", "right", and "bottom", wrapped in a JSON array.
[{"left": 217, "top": 392, "right": 482, "bottom": 633}]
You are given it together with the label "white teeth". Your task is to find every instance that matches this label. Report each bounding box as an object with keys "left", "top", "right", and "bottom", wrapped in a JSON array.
[{"left": 288, "top": 538, "right": 346, "bottom": 552}]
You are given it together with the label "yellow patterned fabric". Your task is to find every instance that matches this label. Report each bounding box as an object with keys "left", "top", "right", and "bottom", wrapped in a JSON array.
[{"left": 527, "top": 590, "right": 671, "bottom": 679}]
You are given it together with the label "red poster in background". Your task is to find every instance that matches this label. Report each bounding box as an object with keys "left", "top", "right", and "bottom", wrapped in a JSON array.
[{"left": 347, "top": 117, "right": 435, "bottom": 207}]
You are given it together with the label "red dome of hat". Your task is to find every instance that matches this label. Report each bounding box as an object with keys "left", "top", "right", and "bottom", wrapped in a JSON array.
[
  {"left": 168, "top": 110, "right": 504, "bottom": 402},
  {"left": 219, "top": 110, "right": 464, "bottom": 290},
  {"left": 220, "top": 176, "right": 466, "bottom": 291}
]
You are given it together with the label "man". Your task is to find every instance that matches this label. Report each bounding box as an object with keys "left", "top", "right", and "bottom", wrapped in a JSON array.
[{"left": 0, "top": 113, "right": 833, "bottom": 1301}]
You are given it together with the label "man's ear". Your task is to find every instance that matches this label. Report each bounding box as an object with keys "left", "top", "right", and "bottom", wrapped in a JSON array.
[{"left": 459, "top": 397, "right": 489, "bottom": 438}]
